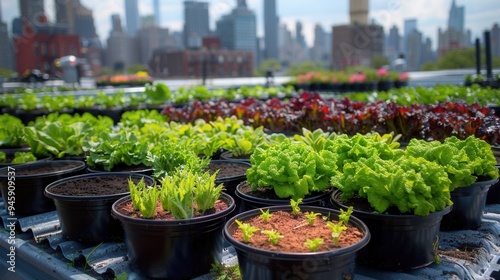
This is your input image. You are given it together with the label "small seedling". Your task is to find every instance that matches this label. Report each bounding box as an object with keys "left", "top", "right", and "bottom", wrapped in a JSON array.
[
  {"left": 290, "top": 198, "right": 303, "bottom": 216},
  {"left": 304, "top": 238, "right": 324, "bottom": 252},
  {"left": 235, "top": 220, "right": 259, "bottom": 243},
  {"left": 261, "top": 229, "right": 284, "bottom": 245},
  {"left": 338, "top": 206, "right": 354, "bottom": 225},
  {"left": 259, "top": 208, "right": 272, "bottom": 223},
  {"left": 304, "top": 211, "right": 321, "bottom": 225},
  {"left": 327, "top": 221, "right": 347, "bottom": 246}
]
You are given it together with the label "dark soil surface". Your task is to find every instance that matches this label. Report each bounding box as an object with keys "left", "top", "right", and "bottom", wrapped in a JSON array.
[
  {"left": 115, "top": 199, "right": 229, "bottom": 220},
  {"left": 48, "top": 176, "right": 145, "bottom": 196},
  {"left": 206, "top": 162, "right": 250, "bottom": 179},
  {"left": 88, "top": 163, "right": 151, "bottom": 172},
  {"left": 12, "top": 163, "right": 83, "bottom": 176},
  {"left": 230, "top": 210, "right": 364, "bottom": 253},
  {"left": 239, "top": 181, "right": 328, "bottom": 200}
]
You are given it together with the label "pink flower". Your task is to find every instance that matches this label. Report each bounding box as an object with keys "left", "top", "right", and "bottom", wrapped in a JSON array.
[
  {"left": 399, "top": 72, "right": 409, "bottom": 81},
  {"left": 357, "top": 73, "right": 366, "bottom": 83},
  {"left": 349, "top": 74, "right": 357, "bottom": 83},
  {"left": 377, "top": 68, "right": 388, "bottom": 77}
]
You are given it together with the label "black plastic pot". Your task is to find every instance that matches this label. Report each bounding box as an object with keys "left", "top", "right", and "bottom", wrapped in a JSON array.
[
  {"left": 0, "top": 160, "right": 86, "bottom": 215},
  {"left": 486, "top": 166, "right": 500, "bottom": 204},
  {"left": 210, "top": 160, "right": 251, "bottom": 214},
  {"left": 219, "top": 151, "right": 251, "bottom": 163},
  {"left": 86, "top": 164, "right": 153, "bottom": 176},
  {"left": 44, "top": 172, "right": 155, "bottom": 243},
  {"left": 331, "top": 190, "right": 452, "bottom": 270},
  {"left": 111, "top": 192, "right": 235, "bottom": 279},
  {"left": 441, "top": 178, "right": 499, "bottom": 231},
  {"left": 224, "top": 205, "right": 370, "bottom": 280},
  {"left": 235, "top": 181, "right": 333, "bottom": 213}
]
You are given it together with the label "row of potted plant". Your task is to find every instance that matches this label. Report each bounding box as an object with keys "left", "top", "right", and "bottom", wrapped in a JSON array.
[
  {"left": 286, "top": 68, "right": 410, "bottom": 93},
  {"left": 162, "top": 91, "right": 500, "bottom": 145},
  {"left": 464, "top": 73, "right": 500, "bottom": 89}
]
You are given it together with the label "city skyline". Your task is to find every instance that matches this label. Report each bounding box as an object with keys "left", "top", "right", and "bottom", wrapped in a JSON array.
[{"left": 1, "top": 0, "right": 499, "bottom": 50}]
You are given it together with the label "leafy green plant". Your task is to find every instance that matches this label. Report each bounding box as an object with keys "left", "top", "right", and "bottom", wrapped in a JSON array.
[
  {"left": 246, "top": 138, "right": 337, "bottom": 199},
  {"left": 293, "top": 128, "right": 336, "bottom": 152},
  {"left": 128, "top": 177, "right": 158, "bottom": 218},
  {"left": 304, "top": 238, "right": 324, "bottom": 252},
  {"left": 0, "top": 114, "right": 26, "bottom": 147},
  {"left": 304, "top": 211, "right": 321, "bottom": 226},
  {"left": 327, "top": 221, "right": 347, "bottom": 246},
  {"left": 338, "top": 206, "right": 354, "bottom": 225},
  {"left": 11, "top": 152, "right": 37, "bottom": 164},
  {"left": 0, "top": 151, "right": 5, "bottom": 163},
  {"left": 261, "top": 229, "right": 284, "bottom": 245},
  {"left": 210, "top": 261, "right": 241, "bottom": 280},
  {"left": 194, "top": 171, "right": 225, "bottom": 214},
  {"left": 290, "top": 198, "right": 302, "bottom": 216},
  {"left": 129, "top": 177, "right": 147, "bottom": 211},
  {"left": 145, "top": 83, "right": 171, "bottom": 105},
  {"left": 235, "top": 220, "right": 259, "bottom": 243},
  {"left": 259, "top": 209, "right": 272, "bottom": 222}
]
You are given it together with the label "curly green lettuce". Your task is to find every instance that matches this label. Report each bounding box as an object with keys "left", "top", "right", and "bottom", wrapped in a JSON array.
[
  {"left": 331, "top": 155, "right": 452, "bottom": 216},
  {"left": 246, "top": 138, "right": 337, "bottom": 199}
]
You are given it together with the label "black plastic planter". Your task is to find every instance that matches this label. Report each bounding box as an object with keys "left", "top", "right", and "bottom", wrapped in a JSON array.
[
  {"left": 44, "top": 172, "right": 155, "bottom": 243},
  {"left": 0, "top": 160, "right": 86, "bottom": 215},
  {"left": 86, "top": 164, "right": 153, "bottom": 176},
  {"left": 224, "top": 205, "right": 370, "bottom": 280},
  {"left": 331, "top": 190, "right": 451, "bottom": 270},
  {"left": 111, "top": 193, "right": 235, "bottom": 279},
  {"left": 210, "top": 160, "right": 251, "bottom": 215},
  {"left": 441, "top": 178, "right": 499, "bottom": 231},
  {"left": 486, "top": 165, "right": 500, "bottom": 204},
  {"left": 235, "top": 181, "right": 333, "bottom": 213}
]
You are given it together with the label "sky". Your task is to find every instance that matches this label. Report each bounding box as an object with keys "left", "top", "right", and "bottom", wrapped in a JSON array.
[{"left": 1, "top": 0, "right": 500, "bottom": 49}]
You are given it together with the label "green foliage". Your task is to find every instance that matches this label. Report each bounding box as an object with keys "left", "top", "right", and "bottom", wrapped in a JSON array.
[
  {"left": 421, "top": 48, "right": 500, "bottom": 71},
  {"left": 128, "top": 177, "right": 158, "bottom": 218},
  {"left": 372, "top": 55, "right": 389, "bottom": 69},
  {"left": 0, "top": 151, "right": 5, "bottom": 163},
  {"left": 259, "top": 208, "right": 272, "bottom": 223},
  {"left": 210, "top": 262, "right": 241, "bottom": 280},
  {"left": 304, "top": 238, "right": 324, "bottom": 252},
  {"left": 261, "top": 229, "right": 284, "bottom": 245},
  {"left": 338, "top": 206, "right": 354, "bottom": 225},
  {"left": 235, "top": 220, "right": 259, "bottom": 243},
  {"left": 194, "top": 171, "right": 225, "bottom": 214},
  {"left": 304, "top": 211, "right": 321, "bottom": 225},
  {"left": 255, "top": 59, "right": 281, "bottom": 77},
  {"left": 0, "top": 114, "right": 25, "bottom": 147},
  {"left": 246, "top": 138, "right": 337, "bottom": 199},
  {"left": 290, "top": 198, "right": 302, "bottom": 216},
  {"left": 119, "top": 109, "right": 167, "bottom": 129},
  {"left": 145, "top": 83, "right": 171, "bottom": 105},
  {"left": 287, "top": 61, "right": 327, "bottom": 76},
  {"left": 406, "top": 136, "right": 498, "bottom": 191},
  {"left": 11, "top": 152, "right": 37, "bottom": 164},
  {"left": 293, "top": 128, "right": 336, "bottom": 152},
  {"left": 327, "top": 221, "right": 347, "bottom": 246}
]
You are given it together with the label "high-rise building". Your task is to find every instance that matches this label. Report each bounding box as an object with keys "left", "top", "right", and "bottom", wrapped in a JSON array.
[
  {"left": 111, "top": 14, "right": 123, "bottom": 33},
  {"left": 264, "top": 0, "right": 279, "bottom": 60},
  {"left": 55, "top": 0, "right": 97, "bottom": 39},
  {"left": 0, "top": 5, "right": 15, "bottom": 71},
  {"left": 183, "top": 1, "right": 210, "bottom": 49},
  {"left": 311, "top": 24, "right": 331, "bottom": 67},
  {"left": 491, "top": 23, "right": 500, "bottom": 57},
  {"left": 154, "top": 0, "right": 160, "bottom": 26},
  {"left": 385, "top": 25, "right": 401, "bottom": 60},
  {"left": 125, "top": 0, "right": 140, "bottom": 36},
  {"left": 448, "top": 0, "right": 465, "bottom": 33},
  {"left": 406, "top": 29, "right": 422, "bottom": 71},
  {"left": 19, "top": 0, "right": 45, "bottom": 25},
  {"left": 350, "top": 0, "right": 368, "bottom": 25},
  {"left": 137, "top": 25, "right": 175, "bottom": 64},
  {"left": 215, "top": 0, "right": 257, "bottom": 66},
  {"left": 403, "top": 19, "right": 417, "bottom": 55}
]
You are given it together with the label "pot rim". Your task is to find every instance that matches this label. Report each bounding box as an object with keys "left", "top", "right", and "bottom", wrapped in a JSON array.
[
  {"left": 111, "top": 192, "right": 235, "bottom": 225},
  {"left": 224, "top": 205, "right": 370, "bottom": 258},
  {"left": 0, "top": 160, "right": 86, "bottom": 179},
  {"left": 331, "top": 189, "right": 453, "bottom": 219},
  {"left": 44, "top": 172, "right": 155, "bottom": 201},
  {"left": 236, "top": 180, "right": 333, "bottom": 203}
]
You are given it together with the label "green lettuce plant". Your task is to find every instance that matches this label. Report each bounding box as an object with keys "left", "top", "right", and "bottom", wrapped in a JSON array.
[
  {"left": 0, "top": 114, "right": 26, "bottom": 147},
  {"left": 235, "top": 220, "right": 259, "bottom": 243},
  {"left": 128, "top": 177, "right": 158, "bottom": 219},
  {"left": 261, "top": 229, "right": 284, "bottom": 245},
  {"left": 304, "top": 238, "right": 324, "bottom": 252},
  {"left": 246, "top": 138, "right": 337, "bottom": 199}
]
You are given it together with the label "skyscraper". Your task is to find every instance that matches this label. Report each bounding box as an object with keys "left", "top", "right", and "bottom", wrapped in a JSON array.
[
  {"left": 184, "top": 1, "right": 210, "bottom": 49},
  {"left": 491, "top": 23, "right": 500, "bottom": 57},
  {"left": 216, "top": 0, "right": 257, "bottom": 66},
  {"left": 154, "top": 0, "right": 160, "bottom": 26},
  {"left": 55, "top": 0, "right": 97, "bottom": 39},
  {"left": 403, "top": 19, "right": 417, "bottom": 55},
  {"left": 125, "top": 0, "right": 140, "bottom": 36},
  {"left": 350, "top": 0, "right": 368, "bottom": 25},
  {"left": 19, "top": 0, "right": 45, "bottom": 25},
  {"left": 111, "top": 14, "right": 124, "bottom": 33},
  {"left": 264, "top": 0, "right": 279, "bottom": 60},
  {"left": 448, "top": 0, "right": 465, "bottom": 33},
  {"left": 0, "top": 0, "right": 15, "bottom": 71}
]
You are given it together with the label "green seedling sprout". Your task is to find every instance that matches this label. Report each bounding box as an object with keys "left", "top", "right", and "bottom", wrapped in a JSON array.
[
  {"left": 338, "top": 206, "right": 354, "bottom": 225},
  {"left": 290, "top": 198, "right": 303, "bottom": 216},
  {"left": 261, "top": 229, "right": 284, "bottom": 245},
  {"left": 327, "top": 221, "right": 347, "bottom": 246},
  {"left": 235, "top": 220, "right": 259, "bottom": 243},
  {"left": 304, "top": 238, "right": 324, "bottom": 252},
  {"left": 259, "top": 208, "right": 272, "bottom": 222},
  {"left": 304, "top": 211, "right": 321, "bottom": 226}
]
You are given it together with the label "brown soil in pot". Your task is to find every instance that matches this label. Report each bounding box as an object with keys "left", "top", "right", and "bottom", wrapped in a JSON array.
[
  {"left": 206, "top": 162, "right": 250, "bottom": 179},
  {"left": 115, "top": 199, "right": 229, "bottom": 220},
  {"left": 48, "top": 175, "right": 141, "bottom": 196},
  {"left": 231, "top": 210, "right": 364, "bottom": 253},
  {"left": 13, "top": 163, "right": 83, "bottom": 176}
]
